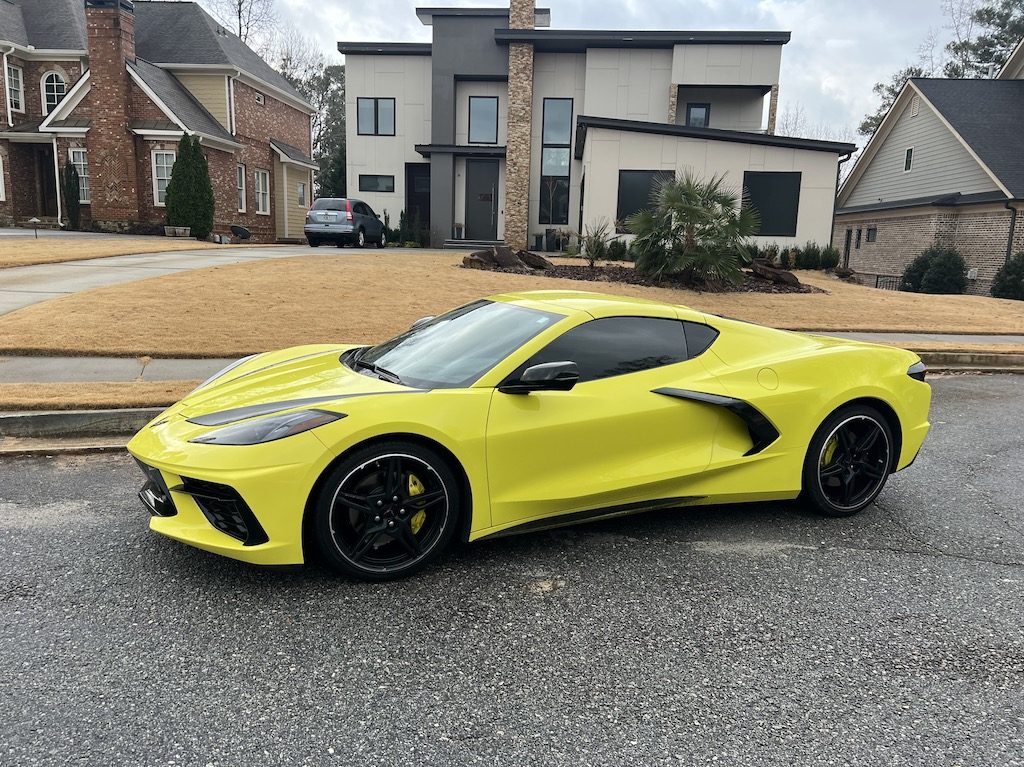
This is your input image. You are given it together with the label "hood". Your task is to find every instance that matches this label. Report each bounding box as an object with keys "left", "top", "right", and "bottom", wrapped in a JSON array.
[{"left": 175, "top": 344, "right": 411, "bottom": 421}]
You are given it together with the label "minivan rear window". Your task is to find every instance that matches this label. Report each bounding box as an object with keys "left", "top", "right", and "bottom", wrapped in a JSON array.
[{"left": 312, "top": 198, "right": 347, "bottom": 211}]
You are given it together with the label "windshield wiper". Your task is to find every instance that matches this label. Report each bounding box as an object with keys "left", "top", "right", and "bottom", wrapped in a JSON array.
[{"left": 352, "top": 356, "right": 402, "bottom": 385}]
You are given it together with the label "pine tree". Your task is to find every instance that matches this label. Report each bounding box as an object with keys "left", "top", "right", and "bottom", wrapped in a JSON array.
[
  {"left": 164, "top": 135, "right": 195, "bottom": 231},
  {"left": 191, "top": 136, "right": 215, "bottom": 240}
]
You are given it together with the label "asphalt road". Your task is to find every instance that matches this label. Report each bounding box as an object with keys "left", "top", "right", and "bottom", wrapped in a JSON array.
[{"left": 1, "top": 375, "right": 1022, "bottom": 766}]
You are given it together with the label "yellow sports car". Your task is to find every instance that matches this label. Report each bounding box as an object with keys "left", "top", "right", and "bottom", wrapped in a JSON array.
[{"left": 128, "top": 290, "right": 931, "bottom": 580}]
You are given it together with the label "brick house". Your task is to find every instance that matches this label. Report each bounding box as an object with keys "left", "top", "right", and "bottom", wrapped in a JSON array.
[
  {"left": 339, "top": 0, "right": 856, "bottom": 250},
  {"left": 0, "top": 0, "right": 316, "bottom": 242},
  {"left": 835, "top": 39, "right": 1024, "bottom": 295}
]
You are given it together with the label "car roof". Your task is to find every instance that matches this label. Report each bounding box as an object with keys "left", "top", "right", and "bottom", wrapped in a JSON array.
[{"left": 489, "top": 289, "right": 705, "bottom": 321}]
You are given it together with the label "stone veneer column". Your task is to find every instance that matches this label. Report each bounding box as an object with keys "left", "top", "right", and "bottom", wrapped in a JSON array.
[
  {"left": 667, "top": 84, "right": 679, "bottom": 124},
  {"left": 504, "top": 0, "right": 535, "bottom": 250},
  {"left": 766, "top": 84, "right": 780, "bottom": 135}
]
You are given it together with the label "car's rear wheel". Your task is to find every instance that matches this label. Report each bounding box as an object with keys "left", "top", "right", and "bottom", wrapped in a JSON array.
[
  {"left": 356, "top": 228, "right": 366, "bottom": 248},
  {"left": 802, "top": 404, "right": 893, "bottom": 517},
  {"left": 313, "top": 441, "right": 460, "bottom": 580},
  {"left": 307, "top": 237, "right": 320, "bottom": 248}
]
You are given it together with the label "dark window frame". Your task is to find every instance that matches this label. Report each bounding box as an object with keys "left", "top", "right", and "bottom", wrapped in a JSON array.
[
  {"left": 616, "top": 169, "right": 674, "bottom": 232},
  {"left": 468, "top": 95, "right": 499, "bottom": 145},
  {"left": 685, "top": 102, "right": 711, "bottom": 128},
  {"left": 358, "top": 174, "right": 396, "bottom": 193},
  {"left": 904, "top": 147, "right": 914, "bottom": 172},
  {"left": 742, "top": 170, "right": 801, "bottom": 238},
  {"left": 539, "top": 97, "right": 573, "bottom": 226},
  {"left": 357, "top": 97, "right": 396, "bottom": 136},
  {"left": 866, "top": 227, "right": 877, "bottom": 243}
]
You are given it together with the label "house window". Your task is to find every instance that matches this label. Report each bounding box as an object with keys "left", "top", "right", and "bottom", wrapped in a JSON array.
[
  {"left": 254, "top": 169, "right": 270, "bottom": 214},
  {"left": 297, "top": 181, "right": 307, "bottom": 207},
  {"left": 540, "top": 97, "right": 572, "bottom": 226},
  {"left": 6, "top": 64, "right": 23, "bottom": 113},
  {"left": 468, "top": 96, "right": 499, "bottom": 144},
  {"left": 357, "top": 97, "right": 395, "bottom": 136},
  {"left": 616, "top": 170, "right": 674, "bottom": 227},
  {"left": 151, "top": 150, "right": 175, "bottom": 206},
  {"left": 855, "top": 228, "right": 862, "bottom": 249},
  {"left": 743, "top": 171, "right": 802, "bottom": 237},
  {"left": 866, "top": 227, "right": 877, "bottom": 242},
  {"left": 236, "top": 164, "right": 246, "bottom": 212},
  {"left": 358, "top": 174, "right": 395, "bottom": 193},
  {"left": 69, "top": 148, "right": 90, "bottom": 204},
  {"left": 42, "top": 72, "right": 66, "bottom": 115},
  {"left": 685, "top": 103, "right": 711, "bottom": 128},
  {"left": 904, "top": 147, "right": 914, "bottom": 172}
]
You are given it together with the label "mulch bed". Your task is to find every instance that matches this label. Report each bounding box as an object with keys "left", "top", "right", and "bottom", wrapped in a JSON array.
[{"left": 474, "top": 263, "right": 823, "bottom": 294}]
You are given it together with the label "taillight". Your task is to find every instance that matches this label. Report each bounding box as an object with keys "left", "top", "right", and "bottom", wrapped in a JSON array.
[
  {"left": 908, "top": 360, "right": 927, "bottom": 381},
  {"left": 344, "top": 201, "right": 353, "bottom": 222}
]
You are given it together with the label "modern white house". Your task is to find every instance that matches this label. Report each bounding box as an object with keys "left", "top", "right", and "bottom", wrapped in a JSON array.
[{"left": 339, "top": 0, "right": 856, "bottom": 250}]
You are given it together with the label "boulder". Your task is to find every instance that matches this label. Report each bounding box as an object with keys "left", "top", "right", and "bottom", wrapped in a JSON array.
[
  {"left": 462, "top": 254, "right": 489, "bottom": 269},
  {"left": 750, "top": 258, "right": 801, "bottom": 287},
  {"left": 518, "top": 250, "right": 554, "bottom": 270},
  {"left": 461, "top": 247, "right": 554, "bottom": 271}
]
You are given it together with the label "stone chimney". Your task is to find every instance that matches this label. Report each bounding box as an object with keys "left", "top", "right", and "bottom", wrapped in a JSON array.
[
  {"left": 504, "top": 0, "right": 535, "bottom": 250},
  {"left": 84, "top": 0, "right": 141, "bottom": 230}
]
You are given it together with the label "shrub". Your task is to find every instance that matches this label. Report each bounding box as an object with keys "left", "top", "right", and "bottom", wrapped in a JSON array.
[
  {"left": 901, "top": 247, "right": 968, "bottom": 294},
  {"left": 191, "top": 137, "right": 215, "bottom": 240},
  {"left": 760, "top": 242, "right": 780, "bottom": 266},
  {"left": 992, "top": 252, "right": 1024, "bottom": 300},
  {"left": 63, "top": 162, "right": 81, "bottom": 231},
  {"left": 402, "top": 241, "right": 420, "bottom": 249},
  {"left": 563, "top": 244, "right": 580, "bottom": 257},
  {"left": 580, "top": 219, "right": 611, "bottom": 268},
  {"left": 820, "top": 245, "right": 841, "bottom": 270},
  {"left": 795, "top": 242, "right": 821, "bottom": 269},
  {"left": 164, "top": 135, "right": 195, "bottom": 231},
  {"left": 607, "top": 239, "right": 628, "bottom": 261}
]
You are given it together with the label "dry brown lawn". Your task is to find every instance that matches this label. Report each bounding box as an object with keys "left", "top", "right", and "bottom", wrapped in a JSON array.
[
  {"left": 0, "top": 252, "right": 1022, "bottom": 358},
  {"left": 0, "top": 381, "right": 198, "bottom": 411},
  {"left": 0, "top": 236, "right": 253, "bottom": 269}
]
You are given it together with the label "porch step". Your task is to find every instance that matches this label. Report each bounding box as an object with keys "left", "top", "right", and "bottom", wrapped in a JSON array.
[
  {"left": 442, "top": 239, "right": 506, "bottom": 250},
  {"left": 17, "top": 217, "right": 61, "bottom": 231}
]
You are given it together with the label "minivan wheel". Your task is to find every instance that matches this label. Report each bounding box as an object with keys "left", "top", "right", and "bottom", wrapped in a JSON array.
[
  {"left": 307, "top": 237, "right": 320, "bottom": 248},
  {"left": 376, "top": 231, "right": 387, "bottom": 248},
  {"left": 356, "top": 229, "right": 366, "bottom": 248}
]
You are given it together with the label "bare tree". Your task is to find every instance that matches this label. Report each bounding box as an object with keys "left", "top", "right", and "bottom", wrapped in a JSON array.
[{"left": 205, "top": 0, "right": 277, "bottom": 46}]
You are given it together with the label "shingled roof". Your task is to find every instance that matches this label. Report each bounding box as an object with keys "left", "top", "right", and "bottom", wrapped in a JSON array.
[
  {"left": 128, "top": 58, "right": 236, "bottom": 143},
  {"left": 912, "top": 78, "right": 1024, "bottom": 198}
]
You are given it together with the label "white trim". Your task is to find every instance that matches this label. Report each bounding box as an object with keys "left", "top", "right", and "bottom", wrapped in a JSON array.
[
  {"left": 254, "top": 168, "right": 270, "bottom": 215},
  {"left": 153, "top": 63, "right": 315, "bottom": 114},
  {"left": 51, "top": 138, "right": 62, "bottom": 226},
  {"left": 131, "top": 128, "right": 184, "bottom": 139},
  {"left": 237, "top": 163, "right": 246, "bottom": 213},
  {"left": 0, "top": 153, "right": 6, "bottom": 202},
  {"left": 151, "top": 149, "right": 176, "bottom": 207},
  {"left": 997, "top": 37, "right": 1024, "bottom": 79},
  {"left": 903, "top": 146, "right": 914, "bottom": 173},
  {"left": 224, "top": 75, "right": 232, "bottom": 133},
  {"left": 68, "top": 147, "right": 90, "bottom": 204},
  {"left": 0, "top": 42, "right": 86, "bottom": 61},
  {"left": 39, "top": 70, "right": 90, "bottom": 130},
  {"left": 127, "top": 64, "right": 189, "bottom": 133},
  {"left": 270, "top": 141, "right": 318, "bottom": 171},
  {"left": 6, "top": 61, "right": 24, "bottom": 114},
  {"left": 283, "top": 163, "right": 289, "bottom": 235},
  {"left": 2, "top": 49, "right": 12, "bottom": 127},
  {"left": 40, "top": 70, "right": 67, "bottom": 116},
  {"left": 227, "top": 74, "right": 237, "bottom": 134},
  {"left": 193, "top": 132, "right": 242, "bottom": 152}
]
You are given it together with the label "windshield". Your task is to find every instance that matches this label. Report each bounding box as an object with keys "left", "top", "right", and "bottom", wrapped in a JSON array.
[
  {"left": 355, "top": 300, "right": 563, "bottom": 389},
  {"left": 312, "top": 198, "right": 346, "bottom": 210}
]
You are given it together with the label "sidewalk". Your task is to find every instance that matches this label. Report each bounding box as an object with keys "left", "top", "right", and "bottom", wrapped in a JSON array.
[{"left": 1, "top": 332, "right": 1022, "bottom": 384}]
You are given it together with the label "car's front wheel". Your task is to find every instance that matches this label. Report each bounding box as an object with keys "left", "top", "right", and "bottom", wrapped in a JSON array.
[
  {"left": 356, "top": 229, "right": 366, "bottom": 248},
  {"left": 802, "top": 404, "right": 894, "bottom": 517},
  {"left": 376, "top": 230, "right": 387, "bottom": 248},
  {"left": 313, "top": 441, "right": 461, "bottom": 580}
]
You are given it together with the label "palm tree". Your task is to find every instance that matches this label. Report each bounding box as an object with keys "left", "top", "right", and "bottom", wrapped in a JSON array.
[{"left": 626, "top": 171, "right": 759, "bottom": 284}]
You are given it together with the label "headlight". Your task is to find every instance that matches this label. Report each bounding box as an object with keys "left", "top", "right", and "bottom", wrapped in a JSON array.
[
  {"left": 907, "top": 360, "right": 927, "bottom": 381},
  {"left": 189, "top": 409, "right": 345, "bottom": 445},
  {"left": 193, "top": 354, "right": 262, "bottom": 392}
]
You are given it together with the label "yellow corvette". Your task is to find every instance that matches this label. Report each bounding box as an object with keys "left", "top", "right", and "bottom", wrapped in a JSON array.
[{"left": 127, "top": 290, "right": 931, "bottom": 580}]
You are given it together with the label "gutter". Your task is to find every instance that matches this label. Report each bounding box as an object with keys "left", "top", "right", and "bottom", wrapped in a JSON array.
[
  {"left": 2, "top": 46, "right": 13, "bottom": 127},
  {"left": 830, "top": 150, "right": 854, "bottom": 249},
  {"left": 51, "top": 137, "right": 62, "bottom": 226},
  {"left": 1006, "top": 200, "right": 1019, "bottom": 264}
]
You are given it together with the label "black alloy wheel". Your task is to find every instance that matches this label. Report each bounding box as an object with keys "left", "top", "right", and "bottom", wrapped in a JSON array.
[
  {"left": 314, "top": 441, "right": 460, "bottom": 580},
  {"left": 802, "top": 405, "right": 893, "bottom": 517}
]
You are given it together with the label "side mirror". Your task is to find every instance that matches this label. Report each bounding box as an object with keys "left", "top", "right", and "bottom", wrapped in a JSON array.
[
  {"left": 409, "top": 315, "right": 434, "bottom": 331},
  {"left": 499, "top": 361, "right": 579, "bottom": 395}
]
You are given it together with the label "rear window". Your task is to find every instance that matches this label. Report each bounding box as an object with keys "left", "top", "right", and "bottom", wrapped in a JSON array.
[{"left": 312, "top": 198, "right": 347, "bottom": 211}]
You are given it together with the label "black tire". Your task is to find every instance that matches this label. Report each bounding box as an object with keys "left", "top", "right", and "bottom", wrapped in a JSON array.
[
  {"left": 802, "top": 404, "right": 894, "bottom": 517},
  {"left": 335, "top": 239, "right": 345, "bottom": 248},
  {"left": 307, "top": 238, "right": 320, "bottom": 248},
  {"left": 376, "top": 230, "right": 387, "bottom": 248},
  {"left": 356, "top": 228, "right": 366, "bottom": 248},
  {"left": 313, "top": 441, "right": 461, "bottom": 581}
]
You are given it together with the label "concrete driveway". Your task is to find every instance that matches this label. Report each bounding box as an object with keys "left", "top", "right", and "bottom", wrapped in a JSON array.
[{"left": 1, "top": 375, "right": 1022, "bottom": 765}]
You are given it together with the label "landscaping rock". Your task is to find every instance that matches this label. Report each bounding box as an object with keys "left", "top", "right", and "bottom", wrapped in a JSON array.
[
  {"left": 750, "top": 259, "right": 801, "bottom": 287},
  {"left": 518, "top": 250, "right": 553, "bottom": 270},
  {"left": 462, "top": 254, "right": 488, "bottom": 269},
  {"left": 464, "top": 247, "right": 554, "bottom": 271}
]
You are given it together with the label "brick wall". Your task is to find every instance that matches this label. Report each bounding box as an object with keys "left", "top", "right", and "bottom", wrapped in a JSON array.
[
  {"left": 233, "top": 80, "right": 311, "bottom": 155},
  {"left": 834, "top": 205, "right": 1017, "bottom": 296},
  {"left": 0, "top": 141, "right": 11, "bottom": 225},
  {"left": 19, "top": 60, "right": 86, "bottom": 123}
]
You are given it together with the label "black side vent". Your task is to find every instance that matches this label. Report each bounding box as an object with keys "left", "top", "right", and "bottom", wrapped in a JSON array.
[{"left": 172, "top": 478, "right": 269, "bottom": 546}]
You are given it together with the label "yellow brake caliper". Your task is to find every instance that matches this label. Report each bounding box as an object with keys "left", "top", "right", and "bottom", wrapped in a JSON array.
[
  {"left": 407, "top": 474, "right": 427, "bottom": 535},
  {"left": 822, "top": 436, "right": 838, "bottom": 467}
]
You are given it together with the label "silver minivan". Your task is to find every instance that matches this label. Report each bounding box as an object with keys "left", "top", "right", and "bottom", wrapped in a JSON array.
[{"left": 304, "top": 198, "right": 387, "bottom": 248}]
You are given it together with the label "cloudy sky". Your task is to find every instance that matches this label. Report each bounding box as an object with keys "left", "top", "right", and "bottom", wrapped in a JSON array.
[{"left": 254, "top": 0, "right": 952, "bottom": 140}]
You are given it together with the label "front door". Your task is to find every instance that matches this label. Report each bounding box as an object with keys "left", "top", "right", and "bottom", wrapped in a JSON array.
[
  {"left": 465, "top": 159, "right": 498, "bottom": 241},
  {"left": 36, "top": 145, "right": 57, "bottom": 217}
]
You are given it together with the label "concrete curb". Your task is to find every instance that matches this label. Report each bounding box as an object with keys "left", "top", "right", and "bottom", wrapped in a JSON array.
[
  {"left": 0, "top": 407, "right": 162, "bottom": 439},
  {"left": 0, "top": 443, "right": 127, "bottom": 457}
]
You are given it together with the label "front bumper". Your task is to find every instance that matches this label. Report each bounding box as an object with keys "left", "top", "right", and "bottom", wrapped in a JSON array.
[{"left": 127, "top": 418, "right": 328, "bottom": 565}]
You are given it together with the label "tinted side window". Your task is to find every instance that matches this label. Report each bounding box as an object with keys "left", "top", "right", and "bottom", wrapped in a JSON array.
[
  {"left": 519, "top": 317, "right": 688, "bottom": 383},
  {"left": 683, "top": 322, "right": 718, "bottom": 358}
]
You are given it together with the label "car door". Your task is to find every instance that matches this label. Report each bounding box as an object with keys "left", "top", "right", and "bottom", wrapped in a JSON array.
[
  {"left": 363, "top": 204, "right": 383, "bottom": 238},
  {"left": 484, "top": 315, "right": 725, "bottom": 531}
]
